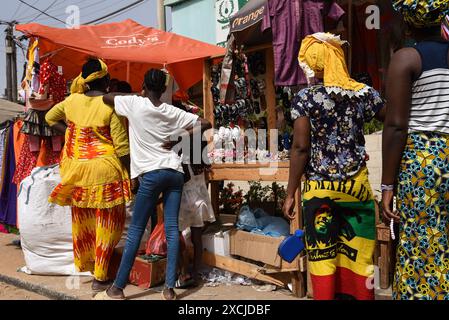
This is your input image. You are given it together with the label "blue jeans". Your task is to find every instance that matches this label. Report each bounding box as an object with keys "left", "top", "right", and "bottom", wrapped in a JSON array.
[{"left": 113, "top": 169, "right": 184, "bottom": 289}]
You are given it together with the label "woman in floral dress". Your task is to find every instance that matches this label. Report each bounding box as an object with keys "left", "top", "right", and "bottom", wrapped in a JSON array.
[{"left": 283, "top": 33, "right": 385, "bottom": 300}]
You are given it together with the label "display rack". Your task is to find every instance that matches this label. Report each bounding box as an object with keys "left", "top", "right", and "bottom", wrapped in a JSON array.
[{"left": 202, "top": 45, "right": 307, "bottom": 298}]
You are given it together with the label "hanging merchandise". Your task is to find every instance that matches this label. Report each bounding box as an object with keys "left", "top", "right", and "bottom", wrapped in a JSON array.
[
  {"left": 0, "top": 122, "right": 18, "bottom": 227},
  {"left": 262, "top": 0, "right": 345, "bottom": 86}
]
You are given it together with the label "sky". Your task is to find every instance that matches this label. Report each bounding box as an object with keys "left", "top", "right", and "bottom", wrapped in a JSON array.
[{"left": 0, "top": 0, "right": 172, "bottom": 98}]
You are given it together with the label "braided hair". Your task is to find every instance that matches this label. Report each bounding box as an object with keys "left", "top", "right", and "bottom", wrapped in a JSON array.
[
  {"left": 81, "top": 58, "right": 109, "bottom": 92},
  {"left": 144, "top": 68, "right": 167, "bottom": 97}
]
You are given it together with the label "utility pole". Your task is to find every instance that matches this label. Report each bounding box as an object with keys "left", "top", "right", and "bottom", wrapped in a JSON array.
[
  {"left": 3, "top": 21, "right": 17, "bottom": 102},
  {"left": 157, "top": 0, "right": 166, "bottom": 31},
  {"left": 5, "top": 25, "right": 13, "bottom": 101}
]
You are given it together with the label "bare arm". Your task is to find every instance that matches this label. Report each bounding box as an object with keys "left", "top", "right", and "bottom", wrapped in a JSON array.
[
  {"left": 381, "top": 48, "right": 421, "bottom": 221},
  {"left": 103, "top": 93, "right": 136, "bottom": 107},
  {"left": 163, "top": 118, "right": 212, "bottom": 150},
  {"left": 283, "top": 116, "right": 311, "bottom": 220}
]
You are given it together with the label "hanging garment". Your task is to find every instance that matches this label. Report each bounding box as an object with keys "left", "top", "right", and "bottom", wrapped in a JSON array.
[
  {"left": 347, "top": 3, "right": 381, "bottom": 90},
  {"left": 12, "top": 134, "right": 60, "bottom": 186},
  {"left": 0, "top": 124, "right": 18, "bottom": 227},
  {"left": 262, "top": 0, "right": 345, "bottom": 86},
  {"left": 38, "top": 58, "right": 67, "bottom": 103}
]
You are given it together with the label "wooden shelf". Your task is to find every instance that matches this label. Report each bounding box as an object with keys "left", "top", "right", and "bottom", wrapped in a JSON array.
[{"left": 208, "top": 161, "right": 290, "bottom": 182}]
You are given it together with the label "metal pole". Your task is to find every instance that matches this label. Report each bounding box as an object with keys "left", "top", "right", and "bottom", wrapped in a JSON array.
[
  {"left": 5, "top": 26, "right": 13, "bottom": 101},
  {"left": 157, "top": 0, "right": 166, "bottom": 31}
]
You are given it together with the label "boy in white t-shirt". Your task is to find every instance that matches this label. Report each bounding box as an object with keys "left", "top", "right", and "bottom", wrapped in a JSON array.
[{"left": 97, "top": 69, "right": 211, "bottom": 300}]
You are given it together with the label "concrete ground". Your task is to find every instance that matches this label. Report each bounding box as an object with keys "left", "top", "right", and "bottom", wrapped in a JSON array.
[
  {"left": 0, "top": 99, "right": 23, "bottom": 123},
  {"left": 0, "top": 233, "right": 301, "bottom": 300}
]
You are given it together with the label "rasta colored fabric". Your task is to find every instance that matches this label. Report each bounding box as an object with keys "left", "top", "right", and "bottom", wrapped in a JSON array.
[
  {"left": 393, "top": 0, "right": 449, "bottom": 28},
  {"left": 303, "top": 167, "right": 375, "bottom": 300},
  {"left": 394, "top": 132, "right": 449, "bottom": 300},
  {"left": 70, "top": 59, "right": 108, "bottom": 94},
  {"left": 71, "top": 205, "right": 125, "bottom": 281},
  {"left": 298, "top": 33, "right": 368, "bottom": 97}
]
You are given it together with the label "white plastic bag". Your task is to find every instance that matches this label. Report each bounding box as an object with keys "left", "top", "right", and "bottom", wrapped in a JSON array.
[{"left": 17, "top": 165, "right": 88, "bottom": 276}]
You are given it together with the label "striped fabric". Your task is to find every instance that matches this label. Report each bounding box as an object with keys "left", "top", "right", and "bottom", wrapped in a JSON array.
[
  {"left": 409, "top": 69, "right": 449, "bottom": 134},
  {"left": 302, "top": 167, "right": 375, "bottom": 300}
]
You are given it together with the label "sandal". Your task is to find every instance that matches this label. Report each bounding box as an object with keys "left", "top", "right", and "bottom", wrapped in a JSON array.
[
  {"left": 162, "top": 288, "right": 177, "bottom": 300},
  {"left": 175, "top": 274, "right": 197, "bottom": 289},
  {"left": 91, "top": 280, "right": 112, "bottom": 293},
  {"left": 93, "top": 290, "right": 126, "bottom": 300}
]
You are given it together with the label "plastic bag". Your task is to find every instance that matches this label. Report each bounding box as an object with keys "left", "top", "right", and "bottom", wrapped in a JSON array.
[
  {"left": 261, "top": 217, "right": 290, "bottom": 237},
  {"left": 145, "top": 222, "right": 167, "bottom": 256},
  {"left": 236, "top": 205, "right": 259, "bottom": 232},
  {"left": 145, "top": 222, "right": 187, "bottom": 257}
]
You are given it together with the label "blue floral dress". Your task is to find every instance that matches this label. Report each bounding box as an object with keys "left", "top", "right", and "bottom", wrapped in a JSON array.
[{"left": 291, "top": 85, "right": 384, "bottom": 181}]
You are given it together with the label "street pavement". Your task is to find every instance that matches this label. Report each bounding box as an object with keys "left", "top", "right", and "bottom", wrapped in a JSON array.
[{"left": 0, "top": 99, "right": 23, "bottom": 123}]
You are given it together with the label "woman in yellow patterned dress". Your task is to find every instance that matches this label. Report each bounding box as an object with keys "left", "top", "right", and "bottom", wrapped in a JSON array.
[{"left": 45, "top": 58, "right": 131, "bottom": 293}]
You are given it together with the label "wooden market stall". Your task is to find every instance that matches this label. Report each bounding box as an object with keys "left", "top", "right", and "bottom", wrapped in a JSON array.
[
  {"left": 202, "top": 42, "right": 307, "bottom": 297},
  {"left": 199, "top": 0, "right": 403, "bottom": 298}
]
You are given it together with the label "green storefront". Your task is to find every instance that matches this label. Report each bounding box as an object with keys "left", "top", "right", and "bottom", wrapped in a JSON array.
[{"left": 165, "top": 0, "right": 249, "bottom": 46}]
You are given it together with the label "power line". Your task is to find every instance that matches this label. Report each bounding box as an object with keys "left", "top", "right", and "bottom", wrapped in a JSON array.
[
  {"left": 10, "top": 2, "right": 23, "bottom": 20},
  {"left": 33, "top": 0, "right": 126, "bottom": 24},
  {"left": 17, "top": 0, "right": 79, "bottom": 21},
  {"left": 27, "top": 0, "right": 58, "bottom": 23},
  {"left": 84, "top": 0, "right": 146, "bottom": 25},
  {"left": 18, "top": 0, "right": 66, "bottom": 24},
  {"left": 15, "top": 0, "right": 41, "bottom": 20}
]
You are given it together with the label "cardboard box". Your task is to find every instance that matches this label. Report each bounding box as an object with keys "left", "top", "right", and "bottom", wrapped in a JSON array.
[
  {"left": 108, "top": 248, "right": 166, "bottom": 289},
  {"left": 202, "top": 230, "right": 231, "bottom": 256},
  {"left": 129, "top": 255, "right": 167, "bottom": 289},
  {"left": 229, "top": 229, "right": 298, "bottom": 269}
]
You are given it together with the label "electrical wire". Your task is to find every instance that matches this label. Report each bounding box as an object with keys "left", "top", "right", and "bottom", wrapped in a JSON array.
[
  {"left": 27, "top": 0, "right": 59, "bottom": 23},
  {"left": 10, "top": 2, "right": 23, "bottom": 20},
  {"left": 33, "top": 0, "right": 127, "bottom": 24},
  {"left": 15, "top": 0, "right": 43, "bottom": 21},
  {"left": 16, "top": 0, "right": 70, "bottom": 21},
  {"left": 84, "top": 0, "right": 147, "bottom": 25},
  {"left": 17, "top": 0, "right": 66, "bottom": 24}
]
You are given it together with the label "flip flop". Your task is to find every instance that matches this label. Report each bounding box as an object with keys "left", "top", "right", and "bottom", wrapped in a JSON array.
[{"left": 93, "top": 290, "right": 126, "bottom": 300}]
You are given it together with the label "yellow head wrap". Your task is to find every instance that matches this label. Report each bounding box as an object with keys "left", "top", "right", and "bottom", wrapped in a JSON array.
[
  {"left": 70, "top": 59, "right": 109, "bottom": 94},
  {"left": 298, "top": 33, "right": 366, "bottom": 96}
]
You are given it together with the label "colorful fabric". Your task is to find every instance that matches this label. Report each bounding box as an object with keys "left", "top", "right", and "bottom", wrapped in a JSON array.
[
  {"left": 393, "top": 131, "right": 449, "bottom": 300},
  {"left": 38, "top": 59, "right": 66, "bottom": 104},
  {"left": 45, "top": 94, "right": 131, "bottom": 209},
  {"left": 291, "top": 85, "right": 384, "bottom": 180},
  {"left": 303, "top": 167, "right": 375, "bottom": 300},
  {"left": 0, "top": 125, "right": 17, "bottom": 227},
  {"left": 298, "top": 33, "right": 368, "bottom": 97},
  {"left": 262, "top": 0, "right": 345, "bottom": 86},
  {"left": 12, "top": 135, "right": 60, "bottom": 186},
  {"left": 393, "top": 0, "right": 449, "bottom": 28},
  {"left": 70, "top": 59, "right": 108, "bottom": 94},
  {"left": 443, "top": 14, "right": 449, "bottom": 40},
  {"left": 71, "top": 204, "right": 125, "bottom": 281}
]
